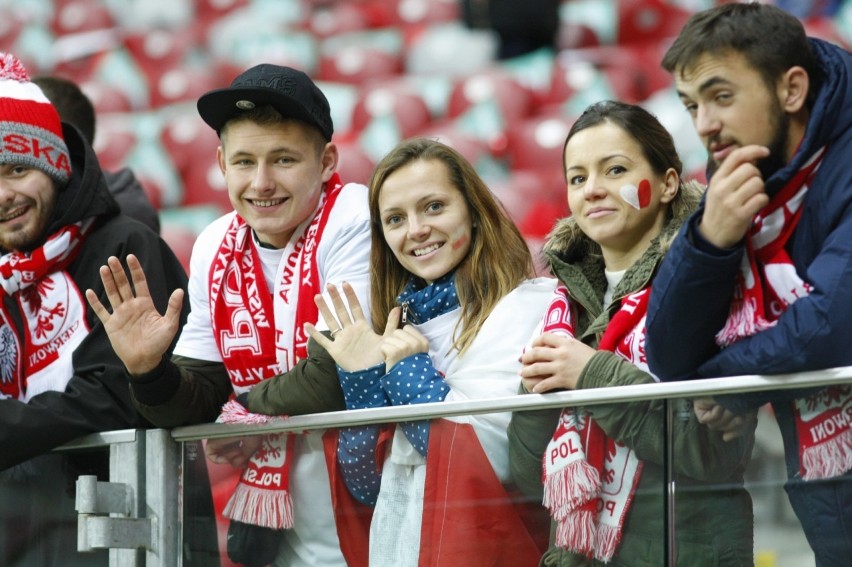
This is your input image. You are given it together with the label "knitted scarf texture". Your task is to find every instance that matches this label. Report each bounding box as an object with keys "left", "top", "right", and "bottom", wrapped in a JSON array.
[
  {"left": 212, "top": 176, "right": 342, "bottom": 529},
  {"left": 714, "top": 146, "right": 852, "bottom": 481},
  {"left": 0, "top": 219, "right": 93, "bottom": 402},
  {"left": 539, "top": 283, "right": 650, "bottom": 562}
]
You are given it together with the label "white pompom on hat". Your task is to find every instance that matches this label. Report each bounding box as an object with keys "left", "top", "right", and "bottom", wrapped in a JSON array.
[{"left": 0, "top": 53, "right": 71, "bottom": 185}]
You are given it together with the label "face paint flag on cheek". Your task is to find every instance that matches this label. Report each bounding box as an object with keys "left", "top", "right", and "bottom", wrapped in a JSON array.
[{"left": 619, "top": 179, "right": 652, "bottom": 210}]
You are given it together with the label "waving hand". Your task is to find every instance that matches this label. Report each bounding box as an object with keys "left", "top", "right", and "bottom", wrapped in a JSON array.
[{"left": 86, "top": 254, "right": 185, "bottom": 375}]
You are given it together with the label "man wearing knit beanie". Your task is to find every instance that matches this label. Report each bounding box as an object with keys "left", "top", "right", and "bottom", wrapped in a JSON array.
[
  {"left": 0, "top": 52, "right": 189, "bottom": 566},
  {"left": 0, "top": 55, "right": 71, "bottom": 186}
]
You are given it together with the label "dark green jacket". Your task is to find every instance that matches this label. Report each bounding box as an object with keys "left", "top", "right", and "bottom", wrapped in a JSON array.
[
  {"left": 508, "top": 182, "right": 755, "bottom": 566},
  {"left": 130, "top": 335, "right": 342, "bottom": 427}
]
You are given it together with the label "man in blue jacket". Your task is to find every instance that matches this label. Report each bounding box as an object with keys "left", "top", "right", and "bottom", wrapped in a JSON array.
[{"left": 645, "top": 3, "right": 852, "bottom": 566}]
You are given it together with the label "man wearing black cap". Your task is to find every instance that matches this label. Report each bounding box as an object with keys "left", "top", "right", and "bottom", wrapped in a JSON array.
[
  {"left": 87, "top": 64, "right": 372, "bottom": 567},
  {"left": 0, "top": 52, "right": 188, "bottom": 566}
]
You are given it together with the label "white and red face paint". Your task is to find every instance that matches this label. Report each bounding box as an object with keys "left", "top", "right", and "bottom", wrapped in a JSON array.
[{"left": 619, "top": 179, "right": 652, "bottom": 210}]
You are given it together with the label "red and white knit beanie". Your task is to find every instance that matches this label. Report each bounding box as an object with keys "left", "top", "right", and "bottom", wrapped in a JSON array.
[{"left": 0, "top": 53, "right": 71, "bottom": 185}]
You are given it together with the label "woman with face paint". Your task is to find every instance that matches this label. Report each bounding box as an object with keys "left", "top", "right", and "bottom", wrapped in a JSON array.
[
  {"left": 305, "top": 137, "right": 557, "bottom": 567},
  {"left": 508, "top": 101, "right": 756, "bottom": 566}
]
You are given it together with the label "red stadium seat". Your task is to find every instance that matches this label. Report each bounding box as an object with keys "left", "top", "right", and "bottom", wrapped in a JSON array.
[
  {"left": 506, "top": 114, "right": 573, "bottom": 172},
  {"left": 50, "top": 0, "right": 115, "bottom": 37},
  {"left": 92, "top": 118, "right": 138, "bottom": 173},
  {"left": 446, "top": 69, "right": 534, "bottom": 155},
  {"left": 351, "top": 81, "right": 432, "bottom": 138},
  {"left": 159, "top": 223, "right": 197, "bottom": 275},
  {"left": 159, "top": 112, "right": 230, "bottom": 211},
  {"left": 318, "top": 46, "right": 402, "bottom": 85},
  {"left": 616, "top": 0, "right": 692, "bottom": 46},
  {"left": 336, "top": 140, "right": 376, "bottom": 187},
  {"left": 80, "top": 81, "right": 133, "bottom": 114}
]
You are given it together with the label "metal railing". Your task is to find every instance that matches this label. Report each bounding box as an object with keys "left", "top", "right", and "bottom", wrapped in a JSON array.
[
  {"left": 57, "top": 365, "right": 852, "bottom": 566},
  {"left": 171, "top": 365, "right": 852, "bottom": 440}
]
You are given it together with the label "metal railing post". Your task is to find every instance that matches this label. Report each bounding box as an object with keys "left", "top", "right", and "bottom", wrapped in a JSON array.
[
  {"left": 73, "top": 430, "right": 147, "bottom": 566},
  {"left": 145, "top": 429, "right": 180, "bottom": 567},
  {"left": 110, "top": 433, "right": 146, "bottom": 567}
]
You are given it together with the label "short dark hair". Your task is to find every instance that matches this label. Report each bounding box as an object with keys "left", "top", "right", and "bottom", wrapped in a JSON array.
[
  {"left": 32, "top": 76, "right": 97, "bottom": 145},
  {"left": 661, "top": 3, "right": 818, "bottom": 100}
]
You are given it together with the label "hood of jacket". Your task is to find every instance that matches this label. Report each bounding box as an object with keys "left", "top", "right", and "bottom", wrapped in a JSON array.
[
  {"left": 542, "top": 179, "right": 703, "bottom": 313},
  {"left": 761, "top": 38, "right": 850, "bottom": 196},
  {"left": 43, "top": 122, "right": 119, "bottom": 238}
]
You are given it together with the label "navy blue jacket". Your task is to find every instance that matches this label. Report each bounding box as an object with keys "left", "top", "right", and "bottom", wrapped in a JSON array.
[{"left": 646, "top": 38, "right": 852, "bottom": 415}]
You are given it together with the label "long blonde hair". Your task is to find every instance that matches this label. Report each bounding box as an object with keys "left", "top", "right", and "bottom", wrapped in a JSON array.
[{"left": 368, "top": 138, "right": 534, "bottom": 355}]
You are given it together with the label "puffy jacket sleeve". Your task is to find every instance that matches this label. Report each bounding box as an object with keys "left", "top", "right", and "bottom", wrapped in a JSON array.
[
  {"left": 645, "top": 212, "right": 740, "bottom": 382},
  {"left": 579, "top": 351, "right": 753, "bottom": 482},
  {"left": 648, "top": 197, "right": 852, "bottom": 413},
  {"left": 131, "top": 336, "right": 346, "bottom": 427}
]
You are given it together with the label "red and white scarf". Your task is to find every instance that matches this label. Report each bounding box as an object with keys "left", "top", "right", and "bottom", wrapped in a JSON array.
[
  {"left": 211, "top": 175, "right": 343, "bottom": 529},
  {"left": 0, "top": 219, "right": 94, "bottom": 402},
  {"left": 539, "top": 283, "right": 650, "bottom": 562},
  {"left": 714, "top": 147, "right": 852, "bottom": 481}
]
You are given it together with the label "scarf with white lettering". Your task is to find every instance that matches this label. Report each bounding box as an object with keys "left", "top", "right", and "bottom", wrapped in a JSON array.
[
  {"left": 538, "top": 283, "right": 648, "bottom": 562},
  {"left": 211, "top": 175, "right": 343, "bottom": 528},
  {"left": 713, "top": 147, "right": 852, "bottom": 480},
  {"left": 0, "top": 219, "right": 94, "bottom": 402}
]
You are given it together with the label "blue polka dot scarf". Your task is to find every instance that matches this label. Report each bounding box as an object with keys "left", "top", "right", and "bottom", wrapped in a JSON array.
[{"left": 396, "top": 272, "right": 460, "bottom": 324}]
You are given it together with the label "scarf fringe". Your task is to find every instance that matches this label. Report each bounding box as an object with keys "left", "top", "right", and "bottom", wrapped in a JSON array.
[
  {"left": 555, "top": 508, "right": 596, "bottom": 557},
  {"left": 218, "top": 399, "right": 287, "bottom": 425},
  {"left": 595, "top": 523, "right": 620, "bottom": 563},
  {"left": 223, "top": 483, "right": 294, "bottom": 530},
  {"left": 801, "top": 429, "right": 852, "bottom": 481},
  {"left": 715, "top": 297, "right": 776, "bottom": 347},
  {"left": 543, "top": 459, "right": 600, "bottom": 517}
]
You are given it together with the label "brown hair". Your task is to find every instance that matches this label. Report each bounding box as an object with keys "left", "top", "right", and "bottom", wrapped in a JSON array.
[
  {"left": 558, "top": 100, "right": 702, "bottom": 253},
  {"left": 220, "top": 104, "right": 327, "bottom": 155},
  {"left": 368, "top": 137, "right": 534, "bottom": 355},
  {"left": 661, "top": 2, "right": 818, "bottom": 105}
]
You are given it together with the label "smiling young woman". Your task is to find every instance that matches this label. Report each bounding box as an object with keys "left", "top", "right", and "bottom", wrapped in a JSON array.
[
  {"left": 509, "top": 100, "right": 755, "bottom": 567},
  {"left": 305, "top": 137, "right": 558, "bottom": 566}
]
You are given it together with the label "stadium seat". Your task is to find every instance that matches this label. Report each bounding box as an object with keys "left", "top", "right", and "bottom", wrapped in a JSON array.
[
  {"left": 336, "top": 140, "right": 376, "bottom": 187},
  {"left": 50, "top": 0, "right": 115, "bottom": 37},
  {"left": 446, "top": 69, "right": 535, "bottom": 155},
  {"left": 317, "top": 28, "right": 405, "bottom": 84},
  {"left": 506, "top": 113, "right": 573, "bottom": 172},
  {"left": 616, "top": 0, "right": 692, "bottom": 46},
  {"left": 159, "top": 223, "right": 197, "bottom": 274},
  {"left": 351, "top": 82, "right": 432, "bottom": 137}
]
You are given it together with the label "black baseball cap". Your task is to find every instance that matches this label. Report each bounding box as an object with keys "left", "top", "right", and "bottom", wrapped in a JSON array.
[{"left": 197, "top": 64, "right": 333, "bottom": 141}]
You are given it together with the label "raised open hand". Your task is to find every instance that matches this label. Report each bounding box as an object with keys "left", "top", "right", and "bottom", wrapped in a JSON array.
[
  {"left": 85, "top": 254, "right": 185, "bottom": 375},
  {"left": 305, "top": 282, "right": 392, "bottom": 371}
]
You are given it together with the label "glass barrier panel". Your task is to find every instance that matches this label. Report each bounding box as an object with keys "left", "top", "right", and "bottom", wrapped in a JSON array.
[
  {"left": 745, "top": 406, "right": 814, "bottom": 567},
  {"left": 0, "top": 449, "right": 111, "bottom": 566},
  {"left": 178, "top": 401, "right": 826, "bottom": 567}
]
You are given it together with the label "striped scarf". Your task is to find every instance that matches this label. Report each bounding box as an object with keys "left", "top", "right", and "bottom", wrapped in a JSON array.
[
  {"left": 0, "top": 219, "right": 94, "bottom": 402},
  {"left": 714, "top": 146, "right": 852, "bottom": 481},
  {"left": 211, "top": 175, "right": 342, "bottom": 528},
  {"left": 539, "top": 283, "right": 650, "bottom": 562}
]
